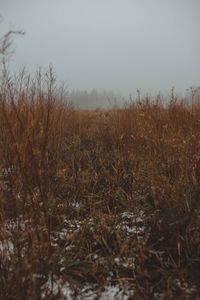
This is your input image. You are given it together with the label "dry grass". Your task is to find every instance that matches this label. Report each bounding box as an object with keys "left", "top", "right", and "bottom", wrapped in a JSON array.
[{"left": 0, "top": 70, "right": 200, "bottom": 299}]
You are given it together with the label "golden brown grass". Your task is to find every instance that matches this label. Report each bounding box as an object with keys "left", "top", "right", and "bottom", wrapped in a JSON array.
[{"left": 0, "top": 70, "right": 200, "bottom": 299}]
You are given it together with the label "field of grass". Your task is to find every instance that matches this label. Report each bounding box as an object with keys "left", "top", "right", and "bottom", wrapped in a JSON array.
[{"left": 0, "top": 70, "right": 200, "bottom": 299}]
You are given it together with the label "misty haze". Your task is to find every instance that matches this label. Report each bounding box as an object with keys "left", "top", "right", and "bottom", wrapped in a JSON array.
[
  {"left": 1, "top": 1, "right": 200, "bottom": 299},
  {"left": 1, "top": 0, "right": 200, "bottom": 108}
]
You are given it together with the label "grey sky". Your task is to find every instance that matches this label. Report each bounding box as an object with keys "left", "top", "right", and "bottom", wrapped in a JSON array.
[{"left": 1, "top": 0, "right": 200, "bottom": 96}]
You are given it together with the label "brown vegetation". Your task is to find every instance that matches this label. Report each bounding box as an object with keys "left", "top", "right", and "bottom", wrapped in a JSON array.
[{"left": 0, "top": 69, "right": 200, "bottom": 299}]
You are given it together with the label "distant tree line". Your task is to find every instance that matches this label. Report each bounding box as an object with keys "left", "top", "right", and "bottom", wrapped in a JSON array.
[
  {"left": 67, "top": 87, "right": 200, "bottom": 110},
  {"left": 67, "top": 89, "right": 124, "bottom": 110}
]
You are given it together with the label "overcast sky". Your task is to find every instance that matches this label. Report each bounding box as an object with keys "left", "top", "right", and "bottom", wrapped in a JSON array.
[{"left": 1, "top": 0, "right": 200, "bottom": 96}]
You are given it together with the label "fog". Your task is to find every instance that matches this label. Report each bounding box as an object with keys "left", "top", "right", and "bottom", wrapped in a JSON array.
[{"left": 1, "top": 0, "right": 200, "bottom": 107}]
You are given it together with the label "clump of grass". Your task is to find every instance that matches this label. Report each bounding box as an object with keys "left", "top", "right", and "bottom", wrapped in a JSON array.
[{"left": 0, "top": 67, "right": 200, "bottom": 299}]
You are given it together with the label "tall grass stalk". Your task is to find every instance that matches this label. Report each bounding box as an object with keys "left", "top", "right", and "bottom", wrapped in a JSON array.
[{"left": 0, "top": 69, "right": 200, "bottom": 299}]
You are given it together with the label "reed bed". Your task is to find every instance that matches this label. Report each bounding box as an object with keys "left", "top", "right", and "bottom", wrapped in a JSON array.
[{"left": 0, "top": 70, "right": 200, "bottom": 299}]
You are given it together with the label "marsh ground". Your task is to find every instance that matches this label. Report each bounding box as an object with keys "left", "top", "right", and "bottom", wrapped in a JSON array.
[{"left": 0, "top": 71, "right": 200, "bottom": 299}]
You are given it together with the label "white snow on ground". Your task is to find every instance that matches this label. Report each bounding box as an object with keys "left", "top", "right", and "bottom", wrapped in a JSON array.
[
  {"left": 1, "top": 212, "right": 198, "bottom": 299},
  {"left": 42, "top": 276, "right": 134, "bottom": 300},
  {"left": 0, "top": 212, "right": 140, "bottom": 299}
]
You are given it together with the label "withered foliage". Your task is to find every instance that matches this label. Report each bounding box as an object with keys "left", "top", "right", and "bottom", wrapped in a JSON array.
[{"left": 0, "top": 70, "right": 200, "bottom": 299}]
